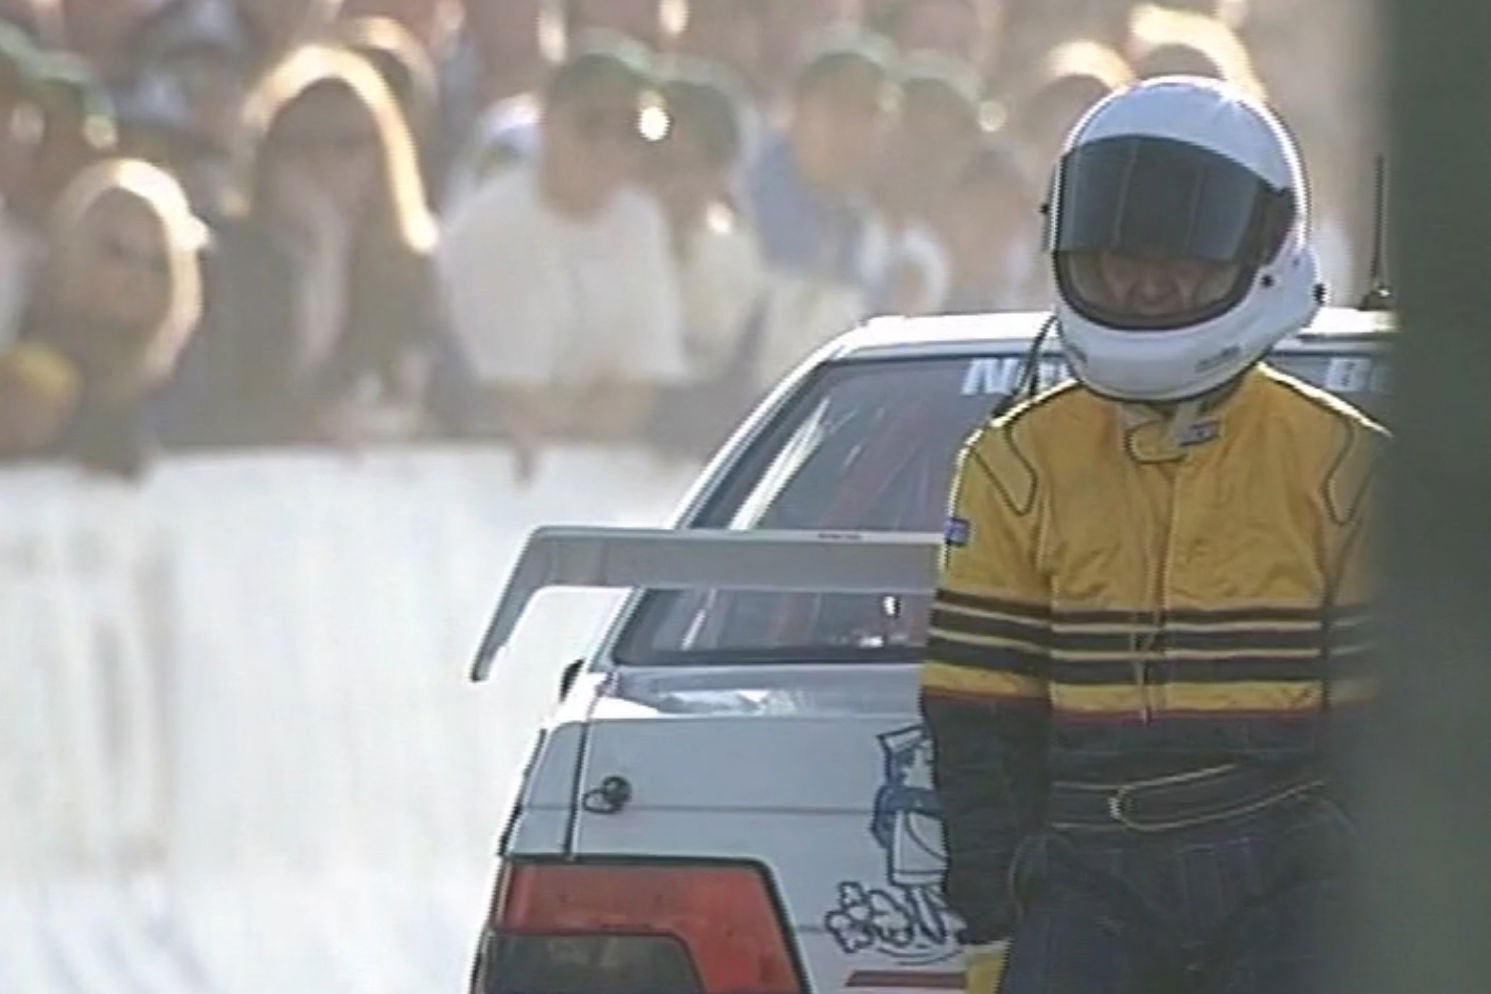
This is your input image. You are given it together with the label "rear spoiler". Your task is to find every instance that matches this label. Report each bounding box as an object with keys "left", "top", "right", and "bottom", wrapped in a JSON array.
[{"left": 470, "top": 526, "right": 941, "bottom": 681}]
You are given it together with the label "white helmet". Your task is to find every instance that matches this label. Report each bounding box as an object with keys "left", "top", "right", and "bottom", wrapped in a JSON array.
[{"left": 1047, "top": 76, "right": 1320, "bottom": 402}]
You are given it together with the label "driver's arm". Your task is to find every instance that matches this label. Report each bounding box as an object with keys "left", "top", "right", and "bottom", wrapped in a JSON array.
[{"left": 920, "top": 424, "right": 1051, "bottom": 945}]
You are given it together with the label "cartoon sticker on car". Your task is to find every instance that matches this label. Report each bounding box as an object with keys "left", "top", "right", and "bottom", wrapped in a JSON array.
[{"left": 823, "top": 724, "right": 960, "bottom": 967}]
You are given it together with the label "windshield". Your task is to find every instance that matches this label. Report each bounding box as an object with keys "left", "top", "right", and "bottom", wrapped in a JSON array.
[{"left": 616, "top": 345, "right": 1389, "bottom": 665}]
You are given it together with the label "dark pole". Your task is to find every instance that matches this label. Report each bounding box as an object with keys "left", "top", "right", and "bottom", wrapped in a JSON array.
[{"left": 1365, "top": 1, "right": 1491, "bottom": 990}]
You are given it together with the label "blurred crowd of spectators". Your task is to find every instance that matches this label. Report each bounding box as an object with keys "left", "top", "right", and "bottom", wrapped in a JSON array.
[{"left": 0, "top": 0, "right": 1376, "bottom": 480}]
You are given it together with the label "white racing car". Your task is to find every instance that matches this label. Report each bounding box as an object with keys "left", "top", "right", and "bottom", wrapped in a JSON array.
[{"left": 466, "top": 308, "right": 1390, "bottom": 994}]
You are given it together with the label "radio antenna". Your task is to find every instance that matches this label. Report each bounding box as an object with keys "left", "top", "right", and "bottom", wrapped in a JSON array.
[{"left": 1356, "top": 155, "right": 1393, "bottom": 311}]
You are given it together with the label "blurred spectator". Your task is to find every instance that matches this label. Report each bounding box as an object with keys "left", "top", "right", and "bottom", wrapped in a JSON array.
[
  {"left": 1125, "top": 3, "right": 1265, "bottom": 97},
  {"left": 872, "top": 49, "right": 985, "bottom": 315},
  {"left": 443, "top": 18, "right": 661, "bottom": 211},
  {"left": 440, "top": 90, "right": 539, "bottom": 211},
  {"left": 1215, "top": 0, "right": 1249, "bottom": 27},
  {"left": 437, "top": 39, "right": 687, "bottom": 480},
  {"left": 436, "top": 0, "right": 548, "bottom": 205},
  {"left": 113, "top": 72, "right": 232, "bottom": 215},
  {"left": 334, "top": 15, "right": 438, "bottom": 164},
  {"left": 0, "top": 0, "right": 59, "bottom": 42},
  {"left": 339, "top": 0, "right": 461, "bottom": 55},
  {"left": 1130, "top": 40, "right": 1222, "bottom": 80},
  {"left": 759, "top": 0, "right": 861, "bottom": 94},
  {"left": 1008, "top": 38, "right": 1131, "bottom": 182},
  {"left": 17, "top": 52, "right": 118, "bottom": 227},
  {"left": 123, "top": 0, "right": 258, "bottom": 158},
  {"left": 456, "top": 0, "right": 547, "bottom": 107},
  {"left": 0, "top": 20, "right": 35, "bottom": 168},
  {"left": 336, "top": 15, "right": 436, "bottom": 125},
  {"left": 644, "top": 59, "right": 768, "bottom": 456},
  {"left": 0, "top": 21, "right": 42, "bottom": 340},
  {"left": 934, "top": 137, "right": 1038, "bottom": 311},
  {"left": 0, "top": 0, "right": 1382, "bottom": 466},
  {"left": 57, "top": 0, "right": 161, "bottom": 81},
  {"left": 174, "top": 43, "right": 445, "bottom": 446},
  {"left": 0, "top": 157, "right": 205, "bottom": 476},
  {"left": 675, "top": 0, "right": 770, "bottom": 99},
  {"left": 0, "top": 340, "right": 79, "bottom": 455},
  {"left": 560, "top": 0, "right": 665, "bottom": 52},
  {"left": 237, "top": 0, "right": 343, "bottom": 64},
  {"left": 743, "top": 26, "right": 894, "bottom": 378},
  {"left": 866, "top": 0, "right": 988, "bottom": 67},
  {"left": 745, "top": 26, "right": 894, "bottom": 287}
]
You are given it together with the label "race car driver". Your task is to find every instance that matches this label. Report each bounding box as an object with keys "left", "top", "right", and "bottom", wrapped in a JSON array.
[{"left": 920, "top": 76, "right": 1384, "bottom": 994}]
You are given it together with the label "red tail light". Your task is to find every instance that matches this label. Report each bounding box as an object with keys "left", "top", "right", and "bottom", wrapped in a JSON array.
[{"left": 489, "top": 860, "right": 803, "bottom": 994}]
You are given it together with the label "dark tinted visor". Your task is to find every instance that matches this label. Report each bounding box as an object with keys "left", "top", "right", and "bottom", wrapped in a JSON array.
[{"left": 1048, "top": 135, "right": 1293, "bottom": 266}]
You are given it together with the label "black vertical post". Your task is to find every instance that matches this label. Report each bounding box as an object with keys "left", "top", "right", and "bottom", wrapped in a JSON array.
[{"left": 1365, "top": 1, "right": 1491, "bottom": 990}]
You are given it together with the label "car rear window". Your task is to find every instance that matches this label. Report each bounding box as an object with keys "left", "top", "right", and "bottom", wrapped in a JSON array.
[{"left": 615, "top": 345, "right": 1388, "bottom": 665}]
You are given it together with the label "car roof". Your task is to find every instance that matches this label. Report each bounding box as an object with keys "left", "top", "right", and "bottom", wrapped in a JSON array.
[{"left": 824, "top": 306, "right": 1395, "bottom": 363}]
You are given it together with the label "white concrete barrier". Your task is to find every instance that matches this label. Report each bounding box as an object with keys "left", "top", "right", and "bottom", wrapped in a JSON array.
[{"left": 0, "top": 446, "right": 699, "bottom": 994}]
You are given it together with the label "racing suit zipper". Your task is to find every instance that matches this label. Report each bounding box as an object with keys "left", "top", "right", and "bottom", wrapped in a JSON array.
[
  {"left": 1130, "top": 657, "right": 1151, "bottom": 724},
  {"left": 1133, "top": 467, "right": 1181, "bottom": 723}
]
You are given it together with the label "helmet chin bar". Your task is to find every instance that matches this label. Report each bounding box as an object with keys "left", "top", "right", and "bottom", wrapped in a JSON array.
[
  {"left": 1055, "top": 289, "right": 1311, "bottom": 404},
  {"left": 1066, "top": 345, "right": 1262, "bottom": 405},
  {"left": 1073, "top": 354, "right": 1257, "bottom": 407}
]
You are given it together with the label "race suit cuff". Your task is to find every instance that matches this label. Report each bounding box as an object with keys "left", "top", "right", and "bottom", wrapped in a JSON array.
[{"left": 956, "top": 921, "right": 1014, "bottom": 946}]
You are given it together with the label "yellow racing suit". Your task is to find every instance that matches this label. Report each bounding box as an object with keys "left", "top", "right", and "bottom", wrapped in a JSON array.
[{"left": 919, "top": 363, "right": 1383, "bottom": 945}]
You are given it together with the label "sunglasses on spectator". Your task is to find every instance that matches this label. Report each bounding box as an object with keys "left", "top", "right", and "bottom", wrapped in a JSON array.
[{"left": 100, "top": 235, "right": 169, "bottom": 275}]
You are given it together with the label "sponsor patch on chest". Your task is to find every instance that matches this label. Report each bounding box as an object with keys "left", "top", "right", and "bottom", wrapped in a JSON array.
[
  {"left": 944, "top": 516, "right": 972, "bottom": 547},
  {"left": 1175, "top": 419, "right": 1221, "bottom": 447}
]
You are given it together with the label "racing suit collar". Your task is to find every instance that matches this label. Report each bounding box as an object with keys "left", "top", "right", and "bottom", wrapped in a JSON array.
[{"left": 1118, "top": 368, "right": 1261, "bottom": 463}]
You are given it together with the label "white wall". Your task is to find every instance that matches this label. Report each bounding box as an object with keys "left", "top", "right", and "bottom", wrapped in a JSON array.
[{"left": 0, "top": 446, "right": 699, "bottom": 994}]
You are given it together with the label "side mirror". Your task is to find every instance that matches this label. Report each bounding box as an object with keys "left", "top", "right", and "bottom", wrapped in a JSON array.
[{"left": 559, "top": 658, "right": 583, "bottom": 700}]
